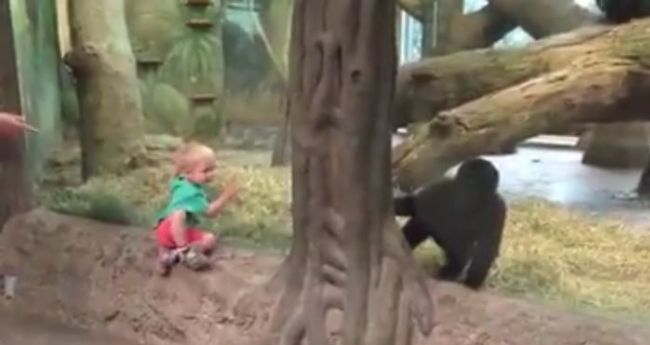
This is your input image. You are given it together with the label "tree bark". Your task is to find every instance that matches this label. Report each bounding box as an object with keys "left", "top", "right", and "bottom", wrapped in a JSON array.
[
  {"left": 393, "top": 25, "right": 612, "bottom": 127},
  {"left": 392, "top": 39, "right": 650, "bottom": 189},
  {"left": 270, "top": 100, "right": 291, "bottom": 167},
  {"left": 490, "top": 0, "right": 650, "bottom": 168},
  {"left": 67, "top": 0, "right": 145, "bottom": 179},
  {"left": 0, "top": 0, "right": 30, "bottom": 228},
  {"left": 489, "top": 0, "right": 598, "bottom": 38},
  {"left": 446, "top": 4, "right": 517, "bottom": 51},
  {"left": 637, "top": 160, "right": 650, "bottom": 196},
  {"left": 238, "top": 0, "right": 434, "bottom": 344},
  {"left": 581, "top": 122, "right": 650, "bottom": 168},
  {"left": 422, "top": 1, "right": 516, "bottom": 57}
]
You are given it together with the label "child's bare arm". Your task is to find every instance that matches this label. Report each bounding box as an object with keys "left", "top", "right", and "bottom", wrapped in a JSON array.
[
  {"left": 168, "top": 210, "right": 188, "bottom": 247},
  {"left": 205, "top": 184, "right": 239, "bottom": 217}
]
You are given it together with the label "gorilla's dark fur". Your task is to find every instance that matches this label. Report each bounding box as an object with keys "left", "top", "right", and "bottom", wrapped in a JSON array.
[
  {"left": 596, "top": 0, "right": 650, "bottom": 23},
  {"left": 394, "top": 158, "right": 506, "bottom": 289}
]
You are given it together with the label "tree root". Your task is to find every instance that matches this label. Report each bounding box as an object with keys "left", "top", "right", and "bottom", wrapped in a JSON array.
[
  {"left": 235, "top": 216, "right": 433, "bottom": 345},
  {"left": 279, "top": 305, "right": 306, "bottom": 345},
  {"left": 383, "top": 220, "right": 435, "bottom": 336},
  {"left": 232, "top": 246, "right": 306, "bottom": 333},
  {"left": 239, "top": 219, "right": 434, "bottom": 345},
  {"left": 322, "top": 265, "right": 346, "bottom": 287}
]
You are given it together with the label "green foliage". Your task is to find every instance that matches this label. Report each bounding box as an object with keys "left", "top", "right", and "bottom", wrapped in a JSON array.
[
  {"left": 179, "top": 1, "right": 223, "bottom": 23},
  {"left": 149, "top": 83, "right": 192, "bottom": 136},
  {"left": 125, "top": 0, "right": 184, "bottom": 60},
  {"left": 125, "top": 0, "right": 225, "bottom": 139},
  {"left": 158, "top": 31, "right": 223, "bottom": 95},
  {"left": 46, "top": 188, "right": 147, "bottom": 227},
  {"left": 192, "top": 103, "right": 224, "bottom": 138},
  {"left": 59, "top": 64, "right": 80, "bottom": 126}
]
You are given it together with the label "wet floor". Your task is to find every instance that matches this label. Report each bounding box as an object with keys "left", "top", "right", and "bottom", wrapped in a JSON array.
[{"left": 479, "top": 145, "right": 650, "bottom": 227}]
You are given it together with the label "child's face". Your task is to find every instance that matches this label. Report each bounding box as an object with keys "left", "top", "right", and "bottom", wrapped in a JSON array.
[{"left": 185, "top": 155, "right": 216, "bottom": 184}]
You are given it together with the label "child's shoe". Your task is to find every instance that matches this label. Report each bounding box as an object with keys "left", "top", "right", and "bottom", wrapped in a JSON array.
[
  {"left": 180, "top": 247, "right": 210, "bottom": 271},
  {"left": 157, "top": 249, "right": 181, "bottom": 276}
]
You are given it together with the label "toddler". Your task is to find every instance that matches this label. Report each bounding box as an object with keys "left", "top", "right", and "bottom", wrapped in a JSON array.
[{"left": 154, "top": 142, "right": 238, "bottom": 275}]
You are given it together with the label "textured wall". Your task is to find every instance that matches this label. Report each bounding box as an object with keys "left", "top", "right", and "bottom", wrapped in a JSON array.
[
  {"left": 10, "top": 0, "right": 63, "bottom": 179},
  {"left": 125, "top": 0, "right": 225, "bottom": 138}
]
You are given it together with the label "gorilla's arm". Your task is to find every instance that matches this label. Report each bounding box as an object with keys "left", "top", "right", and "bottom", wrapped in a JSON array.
[
  {"left": 463, "top": 197, "right": 507, "bottom": 289},
  {"left": 394, "top": 195, "right": 416, "bottom": 216},
  {"left": 401, "top": 218, "right": 432, "bottom": 249}
]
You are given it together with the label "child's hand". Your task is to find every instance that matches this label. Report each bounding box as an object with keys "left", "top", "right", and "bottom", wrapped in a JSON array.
[
  {"left": 206, "top": 182, "right": 240, "bottom": 217},
  {"left": 222, "top": 182, "right": 240, "bottom": 199}
]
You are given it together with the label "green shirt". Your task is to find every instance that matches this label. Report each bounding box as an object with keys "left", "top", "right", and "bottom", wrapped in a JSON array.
[{"left": 157, "top": 176, "right": 209, "bottom": 226}]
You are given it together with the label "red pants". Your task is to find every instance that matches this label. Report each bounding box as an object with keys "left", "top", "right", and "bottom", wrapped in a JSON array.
[{"left": 155, "top": 216, "right": 209, "bottom": 249}]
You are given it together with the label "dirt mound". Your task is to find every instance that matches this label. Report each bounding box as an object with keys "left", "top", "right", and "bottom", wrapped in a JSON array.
[
  {"left": 1, "top": 209, "right": 648, "bottom": 345},
  {"left": 0, "top": 313, "right": 140, "bottom": 345},
  {"left": 0, "top": 209, "right": 274, "bottom": 345}
]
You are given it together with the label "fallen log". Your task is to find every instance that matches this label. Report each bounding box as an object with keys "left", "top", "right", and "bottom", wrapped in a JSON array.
[
  {"left": 393, "top": 24, "right": 615, "bottom": 127},
  {"left": 489, "top": 0, "right": 599, "bottom": 38},
  {"left": 392, "top": 19, "right": 650, "bottom": 189}
]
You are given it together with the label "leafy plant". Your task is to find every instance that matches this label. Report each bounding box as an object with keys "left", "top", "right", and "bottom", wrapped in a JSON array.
[
  {"left": 47, "top": 188, "right": 149, "bottom": 227},
  {"left": 125, "top": 0, "right": 184, "bottom": 60},
  {"left": 158, "top": 31, "right": 223, "bottom": 95},
  {"left": 149, "top": 83, "right": 192, "bottom": 136}
]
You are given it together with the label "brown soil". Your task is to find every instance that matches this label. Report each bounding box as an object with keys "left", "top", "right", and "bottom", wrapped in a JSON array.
[{"left": 0, "top": 209, "right": 648, "bottom": 345}]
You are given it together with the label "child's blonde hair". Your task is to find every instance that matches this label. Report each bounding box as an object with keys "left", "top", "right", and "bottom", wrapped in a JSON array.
[{"left": 172, "top": 141, "right": 215, "bottom": 174}]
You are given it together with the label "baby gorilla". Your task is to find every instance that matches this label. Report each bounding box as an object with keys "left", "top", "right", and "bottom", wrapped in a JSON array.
[{"left": 394, "top": 158, "right": 507, "bottom": 289}]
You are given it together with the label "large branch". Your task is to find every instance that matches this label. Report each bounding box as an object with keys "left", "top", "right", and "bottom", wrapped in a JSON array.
[
  {"left": 392, "top": 20, "right": 650, "bottom": 189},
  {"left": 489, "top": 0, "right": 599, "bottom": 38},
  {"left": 393, "top": 25, "right": 612, "bottom": 127},
  {"left": 442, "top": 4, "right": 516, "bottom": 53}
]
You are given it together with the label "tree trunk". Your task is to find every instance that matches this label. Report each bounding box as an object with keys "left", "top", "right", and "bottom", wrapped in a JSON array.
[
  {"left": 67, "top": 0, "right": 145, "bottom": 179},
  {"left": 0, "top": 1, "right": 30, "bottom": 228},
  {"left": 422, "top": 1, "right": 515, "bottom": 57},
  {"left": 422, "top": 0, "right": 465, "bottom": 55},
  {"left": 491, "top": 0, "right": 650, "bottom": 169},
  {"left": 392, "top": 55, "right": 650, "bottom": 189},
  {"left": 636, "top": 160, "right": 650, "bottom": 196},
  {"left": 239, "top": 0, "right": 434, "bottom": 344},
  {"left": 489, "top": 0, "right": 598, "bottom": 38},
  {"left": 270, "top": 100, "right": 291, "bottom": 167},
  {"left": 582, "top": 122, "right": 650, "bottom": 168},
  {"left": 393, "top": 25, "right": 613, "bottom": 127},
  {"left": 576, "top": 124, "right": 594, "bottom": 150},
  {"left": 395, "top": 0, "right": 650, "bottom": 173}
]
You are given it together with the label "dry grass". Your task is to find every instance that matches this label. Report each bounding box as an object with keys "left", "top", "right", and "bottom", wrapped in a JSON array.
[
  {"left": 40, "top": 149, "right": 650, "bottom": 320},
  {"left": 40, "top": 148, "right": 293, "bottom": 250},
  {"left": 414, "top": 198, "right": 650, "bottom": 321}
]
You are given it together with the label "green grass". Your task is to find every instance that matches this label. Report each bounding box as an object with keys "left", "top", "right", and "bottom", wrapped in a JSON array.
[{"left": 38, "top": 148, "right": 650, "bottom": 321}]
